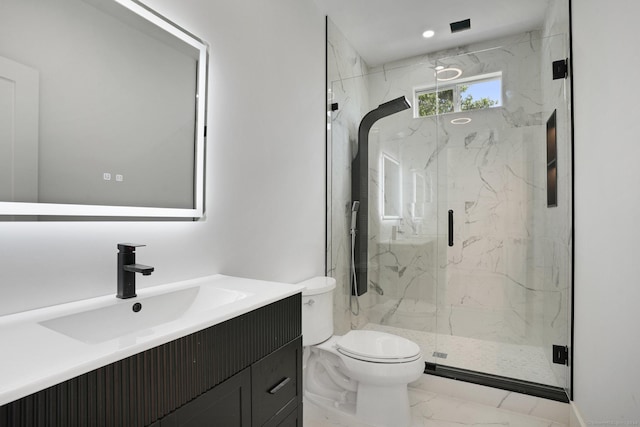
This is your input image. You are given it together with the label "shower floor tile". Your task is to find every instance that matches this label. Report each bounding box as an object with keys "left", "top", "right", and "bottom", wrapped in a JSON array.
[
  {"left": 303, "top": 388, "right": 567, "bottom": 427},
  {"left": 362, "top": 323, "right": 561, "bottom": 387}
]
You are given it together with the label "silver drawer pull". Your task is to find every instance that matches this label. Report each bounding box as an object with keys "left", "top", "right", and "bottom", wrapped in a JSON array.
[{"left": 268, "top": 377, "right": 291, "bottom": 394}]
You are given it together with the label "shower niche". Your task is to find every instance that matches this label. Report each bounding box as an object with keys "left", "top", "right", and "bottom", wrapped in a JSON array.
[{"left": 326, "top": 1, "right": 572, "bottom": 402}]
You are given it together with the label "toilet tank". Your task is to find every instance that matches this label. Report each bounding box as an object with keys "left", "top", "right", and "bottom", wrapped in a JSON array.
[{"left": 299, "top": 277, "right": 336, "bottom": 346}]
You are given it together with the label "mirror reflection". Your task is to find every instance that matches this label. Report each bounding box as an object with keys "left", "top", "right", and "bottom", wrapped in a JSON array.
[
  {"left": 381, "top": 153, "right": 401, "bottom": 219},
  {"left": 0, "top": 0, "right": 207, "bottom": 217}
]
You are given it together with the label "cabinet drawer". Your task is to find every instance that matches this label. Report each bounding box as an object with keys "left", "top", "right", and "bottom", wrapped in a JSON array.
[
  {"left": 161, "top": 367, "right": 251, "bottom": 427},
  {"left": 251, "top": 337, "right": 302, "bottom": 427},
  {"left": 274, "top": 405, "right": 301, "bottom": 427}
]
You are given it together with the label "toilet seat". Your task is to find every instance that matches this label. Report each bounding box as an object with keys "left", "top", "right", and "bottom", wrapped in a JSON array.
[{"left": 336, "top": 330, "right": 421, "bottom": 363}]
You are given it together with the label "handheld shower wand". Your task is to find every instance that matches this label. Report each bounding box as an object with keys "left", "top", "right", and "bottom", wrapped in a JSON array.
[
  {"left": 350, "top": 201, "right": 360, "bottom": 232},
  {"left": 349, "top": 200, "right": 361, "bottom": 315}
]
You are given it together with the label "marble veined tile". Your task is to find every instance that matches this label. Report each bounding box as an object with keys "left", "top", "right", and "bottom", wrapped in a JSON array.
[
  {"left": 408, "top": 389, "right": 567, "bottom": 427},
  {"left": 303, "top": 388, "right": 567, "bottom": 427}
]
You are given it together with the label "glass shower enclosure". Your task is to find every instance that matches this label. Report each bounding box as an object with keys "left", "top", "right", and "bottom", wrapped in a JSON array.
[{"left": 327, "top": 20, "right": 572, "bottom": 398}]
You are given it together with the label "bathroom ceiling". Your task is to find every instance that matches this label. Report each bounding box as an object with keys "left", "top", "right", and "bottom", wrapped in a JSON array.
[{"left": 314, "top": 0, "right": 549, "bottom": 67}]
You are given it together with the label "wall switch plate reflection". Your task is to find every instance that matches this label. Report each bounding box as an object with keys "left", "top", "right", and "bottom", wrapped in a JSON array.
[
  {"left": 115, "top": 174, "right": 123, "bottom": 182},
  {"left": 103, "top": 172, "right": 111, "bottom": 181}
]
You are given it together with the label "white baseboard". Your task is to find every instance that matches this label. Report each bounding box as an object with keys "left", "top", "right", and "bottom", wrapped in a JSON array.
[{"left": 570, "top": 402, "right": 587, "bottom": 427}]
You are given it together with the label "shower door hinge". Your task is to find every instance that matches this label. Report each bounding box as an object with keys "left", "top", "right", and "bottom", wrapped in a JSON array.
[
  {"left": 552, "top": 59, "right": 568, "bottom": 80},
  {"left": 552, "top": 345, "right": 569, "bottom": 365}
]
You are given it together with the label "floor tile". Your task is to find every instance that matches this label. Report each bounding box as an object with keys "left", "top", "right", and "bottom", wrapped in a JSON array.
[{"left": 303, "top": 388, "right": 567, "bottom": 427}]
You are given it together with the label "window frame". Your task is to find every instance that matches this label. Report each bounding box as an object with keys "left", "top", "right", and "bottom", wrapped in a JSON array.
[{"left": 413, "top": 71, "right": 503, "bottom": 118}]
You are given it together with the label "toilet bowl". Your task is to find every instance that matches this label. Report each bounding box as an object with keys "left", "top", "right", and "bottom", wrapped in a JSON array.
[{"left": 300, "top": 277, "right": 424, "bottom": 427}]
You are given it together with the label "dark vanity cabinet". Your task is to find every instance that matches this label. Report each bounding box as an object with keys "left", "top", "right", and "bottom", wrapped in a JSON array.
[
  {"left": 251, "top": 337, "right": 302, "bottom": 427},
  {"left": 158, "top": 337, "right": 302, "bottom": 427},
  {"left": 0, "top": 294, "right": 302, "bottom": 427},
  {"left": 155, "top": 367, "right": 252, "bottom": 427}
]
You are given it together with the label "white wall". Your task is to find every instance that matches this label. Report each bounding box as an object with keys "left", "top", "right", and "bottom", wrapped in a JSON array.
[
  {"left": 0, "top": 0, "right": 325, "bottom": 315},
  {"left": 573, "top": 0, "right": 640, "bottom": 423}
]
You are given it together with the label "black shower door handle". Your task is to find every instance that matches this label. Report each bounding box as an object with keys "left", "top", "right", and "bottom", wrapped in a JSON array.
[{"left": 448, "top": 210, "right": 454, "bottom": 247}]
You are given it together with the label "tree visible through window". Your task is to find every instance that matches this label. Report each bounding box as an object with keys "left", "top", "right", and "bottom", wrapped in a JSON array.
[
  {"left": 418, "top": 89, "right": 454, "bottom": 116},
  {"left": 416, "top": 74, "right": 501, "bottom": 117}
]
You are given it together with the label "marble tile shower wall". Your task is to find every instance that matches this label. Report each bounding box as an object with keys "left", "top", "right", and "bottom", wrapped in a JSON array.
[
  {"left": 327, "top": 21, "right": 570, "bottom": 364},
  {"left": 363, "top": 32, "right": 551, "bottom": 347},
  {"left": 326, "top": 19, "right": 370, "bottom": 334}
]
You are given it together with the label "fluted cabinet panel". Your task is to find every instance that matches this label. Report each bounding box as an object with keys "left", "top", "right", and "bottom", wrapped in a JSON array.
[{"left": 0, "top": 294, "right": 301, "bottom": 427}]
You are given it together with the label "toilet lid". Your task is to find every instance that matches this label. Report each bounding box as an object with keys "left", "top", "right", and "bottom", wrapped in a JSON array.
[{"left": 336, "top": 330, "right": 421, "bottom": 362}]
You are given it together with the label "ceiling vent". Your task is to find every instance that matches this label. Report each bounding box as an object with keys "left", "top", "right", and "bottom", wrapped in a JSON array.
[{"left": 450, "top": 18, "right": 471, "bottom": 33}]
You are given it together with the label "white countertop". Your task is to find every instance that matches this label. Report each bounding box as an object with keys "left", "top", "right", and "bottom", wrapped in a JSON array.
[{"left": 0, "top": 274, "right": 304, "bottom": 406}]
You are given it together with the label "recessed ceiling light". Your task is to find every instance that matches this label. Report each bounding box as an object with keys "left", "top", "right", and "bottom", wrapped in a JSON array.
[
  {"left": 422, "top": 30, "right": 435, "bottom": 38},
  {"left": 451, "top": 117, "right": 472, "bottom": 125},
  {"left": 436, "top": 67, "right": 462, "bottom": 81}
]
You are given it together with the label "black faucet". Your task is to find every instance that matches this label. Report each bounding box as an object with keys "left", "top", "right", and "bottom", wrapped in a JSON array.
[{"left": 117, "top": 243, "right": 154, "bottom": 299}]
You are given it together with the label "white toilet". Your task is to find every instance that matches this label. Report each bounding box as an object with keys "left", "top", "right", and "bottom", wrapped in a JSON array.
[{"left": 300, "top": 277, "right": 424, "bottom": 427}]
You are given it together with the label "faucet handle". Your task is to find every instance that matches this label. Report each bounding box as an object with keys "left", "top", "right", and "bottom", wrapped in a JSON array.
[{"left": 117, "top": 243, "right": 146, "bottom": 253}]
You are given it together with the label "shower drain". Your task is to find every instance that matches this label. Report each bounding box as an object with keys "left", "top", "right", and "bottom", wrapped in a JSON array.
[{"left": 432, "top": 351, "right": 448, "bottom": 359}]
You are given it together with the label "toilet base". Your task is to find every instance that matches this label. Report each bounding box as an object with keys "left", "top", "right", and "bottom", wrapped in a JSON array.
[
  {"left": 305, "top": 384, "right": 412, "bottom": 427},
  {"left": 356, "top": 383, "right": 411, "bottom": 427},
  {"left": 304, "top": 343, "right": 418, "bottom": 427}
]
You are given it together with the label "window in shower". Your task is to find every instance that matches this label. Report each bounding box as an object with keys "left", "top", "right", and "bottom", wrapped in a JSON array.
[
  {"left": 415, "top": 72, "right": 502, "bottom": 118},
  {"left": 416, "top": 88, "right": 455, "bottom": 116}
]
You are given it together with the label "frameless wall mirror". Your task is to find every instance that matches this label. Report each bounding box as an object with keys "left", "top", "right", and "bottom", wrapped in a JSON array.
[{"left": 0, "top": 0, "right": 207, "bottom": 219}]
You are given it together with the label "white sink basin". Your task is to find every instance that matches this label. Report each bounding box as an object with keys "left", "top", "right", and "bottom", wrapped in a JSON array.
[
  {"left": 39, "top": 285, "right": 250, "bottom": 344},
  {"left": 0, "top": 274, "right": 304, "bottom": 406}
]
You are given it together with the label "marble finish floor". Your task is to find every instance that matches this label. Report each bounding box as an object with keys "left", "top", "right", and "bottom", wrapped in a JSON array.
[
  {"left": 363, "top": 323, "right": 560, "bottom": 387},
  {"left": 304, "top": 388, "right": 567, "bottom": 427}
]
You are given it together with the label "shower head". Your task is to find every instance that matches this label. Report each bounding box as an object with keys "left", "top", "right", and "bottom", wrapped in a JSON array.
[
  {"left": 354, "top": 96, "right": 411, "bottom": 159},
  {"left": 375, "top": 96, "right": 411, "bottom": 118},
  {"left": 351, "top": 201, "right": 360, "bottom": 212},
  {"left": 357, "top": 96, "right": 411, "bottom": 143},
  {"left": 352, "top": 96, "right": 411, "bottom": 161}
]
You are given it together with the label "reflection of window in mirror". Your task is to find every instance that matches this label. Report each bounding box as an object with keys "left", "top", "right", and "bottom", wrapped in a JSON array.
[{"left": 381, "top": 153, "right": 402, "bottom": 219}]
